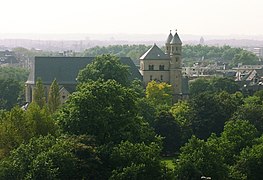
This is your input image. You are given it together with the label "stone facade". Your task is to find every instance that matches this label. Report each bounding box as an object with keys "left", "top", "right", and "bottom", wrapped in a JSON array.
[{"left": 139, "top": 31, "right": 187, "bottom": 100}]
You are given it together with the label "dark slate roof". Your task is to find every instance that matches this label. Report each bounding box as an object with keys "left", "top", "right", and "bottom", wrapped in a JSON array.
[
  {"left": 166, "top": 31, "right": 173, "bottom": 44},
  {"left": 170, "top": 32, "right": 182, "bottom": 45},
  {"left": 139, "top": 44, "right": 170, "bottom": 60},
  {"left": 26, "top": 56, "right": 142, "bottom": 85}
]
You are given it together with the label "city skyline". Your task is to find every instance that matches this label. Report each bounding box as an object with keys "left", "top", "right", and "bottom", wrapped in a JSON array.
[{"left": 1, "top": 0, "right": 263, "bottom": 38}]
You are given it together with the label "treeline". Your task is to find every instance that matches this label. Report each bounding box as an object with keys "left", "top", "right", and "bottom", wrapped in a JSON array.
[
  {"left": 182, "top": 45, "right": 259, "bottom": 67},
  {"left": 81, "top": 44, "right": 259, "bottom": 67},
  {"left": 12, "top": 44, "right": 259, "bottom": 68}
]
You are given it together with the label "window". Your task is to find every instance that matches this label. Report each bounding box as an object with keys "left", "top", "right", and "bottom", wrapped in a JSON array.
[
  {"left": 160, "top": 75, "right": 163, "bottom": 81},
  {"left": 176, "top": 47, "right": 178, "bottom": 51},
  {"left": 149, "top": 65, "right": 154, "bottom": 70},
  {"left": 159, "top": 65, "right": 164, "bottom": 70},
  {"left": 176, "top": 58, "right": 179, "bottom": 62},
  {"left": 150, "top": 75, "right": 153, "bottom": 81}
]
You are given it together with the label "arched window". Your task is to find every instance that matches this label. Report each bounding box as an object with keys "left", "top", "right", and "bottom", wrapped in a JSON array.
[
  {"left": 149, "top": 65, "right": 154, "bottom": 70},
  {"left": 159, "top": 65, "right": 164, "bottom": 70}
]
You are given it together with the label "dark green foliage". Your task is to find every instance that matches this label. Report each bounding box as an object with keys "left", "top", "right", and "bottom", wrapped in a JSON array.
[
  {"left": 189, "top": 91, "right": 242, "bottom": 139},
  {"left": 82, "top": 45, "right": 151, "bottom": 65},
  {"left": 109, "top": 141, "right": 172, "bottom": 180},
  {"left": 232, "top": 96, "right": 263, "bottom": 132},
  {"left": 231, "top": 136, "right": 263, "bottom": 180},
  {"left": 0, "top": 78, "right": 22, "bottom": 110},
  {"left": 219, "top": 120, "right": 259, "bottom": 165},
  {"left": 33, "top": 79, "right": 46, "bottom": 108},
  {"left": 154, "top": 111, "right": 182, "bottom": 155},
  {"left": 0, "top": 67, "right": 29, "bottom": 109},
  {"left": 0, "top": 104, "right": 57, "bottom": 158},
  {"left": 170, "top": 101, "right": 194, "bottom": 144},
  {"left": 0, "top": 135, "right": 101, "bottom": 180},
  {"left": 189, "top": 77, "right": 239, "bottom": 96},
  {"left": 174, "top": 136, "right": 228, "bottom": 180},
  {"left": 48, "top": 79, "right": 60, "bottom": 114},
  {"left": 182, "top": 45, "right": 258, "bottom": 66},
  {"left": 58, "top": 80, "right": 155, "bottom": 145},
  {"left": 77, "top": 54, "right": 131, "bottom": 86}
]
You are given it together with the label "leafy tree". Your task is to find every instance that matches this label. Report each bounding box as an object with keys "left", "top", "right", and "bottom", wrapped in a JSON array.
[
  {"left": 231, "top": 136, "right": 263, "bottom": 180},
  {"left": 154, "top": 111, "right": 182, "bottom": 155},
  {"left": 189, "top": 91, "right": 241, "bottom": 139},
  {"left": 232, "top": 51, "right": 259, "bottom": 66},
  {"left": 219, "top": 120, "right": 259, "bottom": 165},
  {"left": 0, "top": 135, "right": 101, "bottom": 180},
  {"left": 189, "top": 77, "right": 239, "bottom": 96},
  {"left": 0, "top": 78, "right": 22, "bottom": 110},
  {"left": 25, "top": 102, "right": 57, "bottom": 136},
  {"left": 232, "top": 96, "right": 263, "bottom": 132},
  {"left": 33, "top": 79, "right": 46, "bottom": 108},
  {"left": 210, "top": 77, "right": 239, "bottom": 94},
  {"left": 58, "top": 80, "right": 155, "bottom": 145},
  {"left": 189, "top": 78, "right": 211, "bottom": 96},
  {"left": 146, "top": 81, "right": 173, "bottom": 107},
  {"left": 77, "top": 54, "right": 130, "bottom": 86},
  {"left": 174, "top": 136, "right": 228, "bottom": 180},
  {"left": 136, "top": 98, "right": 156, "bottom": 127},
  {"left": 170, "top": 101, "right": 194, "bottom": 144},
  {"left": 109, "top": 141, "right": 172, "bottom": 180},
  {"left": 0, "top": 107, "right": 34, "bottom": 157},
  {"left": 48, "top": 79, "right": 60, "bottom": 114}
]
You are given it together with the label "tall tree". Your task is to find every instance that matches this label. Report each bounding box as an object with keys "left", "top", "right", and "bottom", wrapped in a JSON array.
[
  {"left": 33, "top": 79, "right": 46, "bottom": 108},
  {"left": 48, "top": 79, "right": 60, "bottom": 114},
  {"left": 57, "top": 80, "right": 155, "bottom": 145},
  {"left": 77, "top": 54, "right": 130, "bottom": 86},
  {"left": 146, "top": 81, "right": 173, "bottom": 107}
]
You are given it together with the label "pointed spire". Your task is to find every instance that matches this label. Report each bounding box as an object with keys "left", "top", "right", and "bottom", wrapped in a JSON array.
[
  {"left": 170, "top": 29, "right": 182, "bottom": 45},
  {"left": 166, "top": 30, "right": 173, "bottom": 44}
]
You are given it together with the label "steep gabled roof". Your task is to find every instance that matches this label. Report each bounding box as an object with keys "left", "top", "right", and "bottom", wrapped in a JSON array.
[
  {"left": 170, "top": 32, "right": 182, "bottom": 45},
  {"left": 166, "top": 31, "right": 173, "bottom": 44},
  {"left": 26, "top": 56, "right": 142, "bottom": 85},
  {"left": 139, "top": 44, "right": 170, "bottom": 60}
]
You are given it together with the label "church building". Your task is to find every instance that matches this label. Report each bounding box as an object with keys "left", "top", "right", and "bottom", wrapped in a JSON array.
[{"left": 139, "top": 30, "right": 188, "bottom": 100}]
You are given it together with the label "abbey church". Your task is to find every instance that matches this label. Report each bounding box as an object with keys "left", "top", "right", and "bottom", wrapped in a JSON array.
[
  {"left": 25, "top": 31, "right": 188, "bottom": 103},
  {"left": 139, "top": 30, "right": 188, "bottom": 100}
]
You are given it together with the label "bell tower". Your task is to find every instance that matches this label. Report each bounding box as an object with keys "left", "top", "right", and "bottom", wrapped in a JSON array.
[
  {"left": 169, "top": 30, "right": 182, "bottom": 100},
  {"left": 165, "top": 30, "right": 173, "bottom": 55}
]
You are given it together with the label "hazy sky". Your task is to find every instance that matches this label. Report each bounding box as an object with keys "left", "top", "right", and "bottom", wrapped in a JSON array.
[{"left": 1, "top": 0, "right": 263, "bottom": 36}]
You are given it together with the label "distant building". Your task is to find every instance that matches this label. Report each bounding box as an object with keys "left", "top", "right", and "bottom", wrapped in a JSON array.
[
  {"left": 245, "top": 47, "right": 263, "bottom": 58},
  {"left": 25, "top": 57, "right": 142, "bottom": 103},
  {"left": 199, "top": 36, "right": 205, "bottom": 45},
  {"left": 0, "top": 50, "right": 18, "bottom": 66},
  {"left": 139, "top": 30, "right": 189, "bottom": 100}
]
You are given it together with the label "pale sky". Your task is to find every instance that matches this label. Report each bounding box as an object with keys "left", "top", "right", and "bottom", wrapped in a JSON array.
[{"left": 1, "top": 0, "right": 263, "bottom": 36}]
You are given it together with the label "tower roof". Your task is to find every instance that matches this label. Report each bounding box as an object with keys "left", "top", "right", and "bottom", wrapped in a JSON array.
[
  {"left": 166, "top": 30, "right": 173, "bottom": 44},
  {"left": 170, "top": 32, "right": 182, "bottom": 45},
  {"left": 139, "top": 44, "right": 170, "bottom": 60}
]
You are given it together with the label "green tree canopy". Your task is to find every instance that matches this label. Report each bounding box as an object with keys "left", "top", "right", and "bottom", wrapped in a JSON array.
[
  {"left": 57, "top": 80, "right": 155, "bottom": 145},
  {"left": 146, "top": 81, "right": 173, "bottom": 107},
  {"left": 109, "top": 141, "right": 170, "bottom": 180},
  {"left": 77, "top": 54, "right": 130, "bottom": 86},
  {"left": 0, "top": 135, "right": 101, "bottom": 180},
  {"left": 33, "top": 79, "right": 46, "bottom": 108},
  {"left": 48, "top": 79, "right": 60, "bottom": 114},
  {"left": 154, "top": 111, "right": 182, "bottom": 155},
  {"left": 174, "top": 136, "right": 228, "bottom": 180}
]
